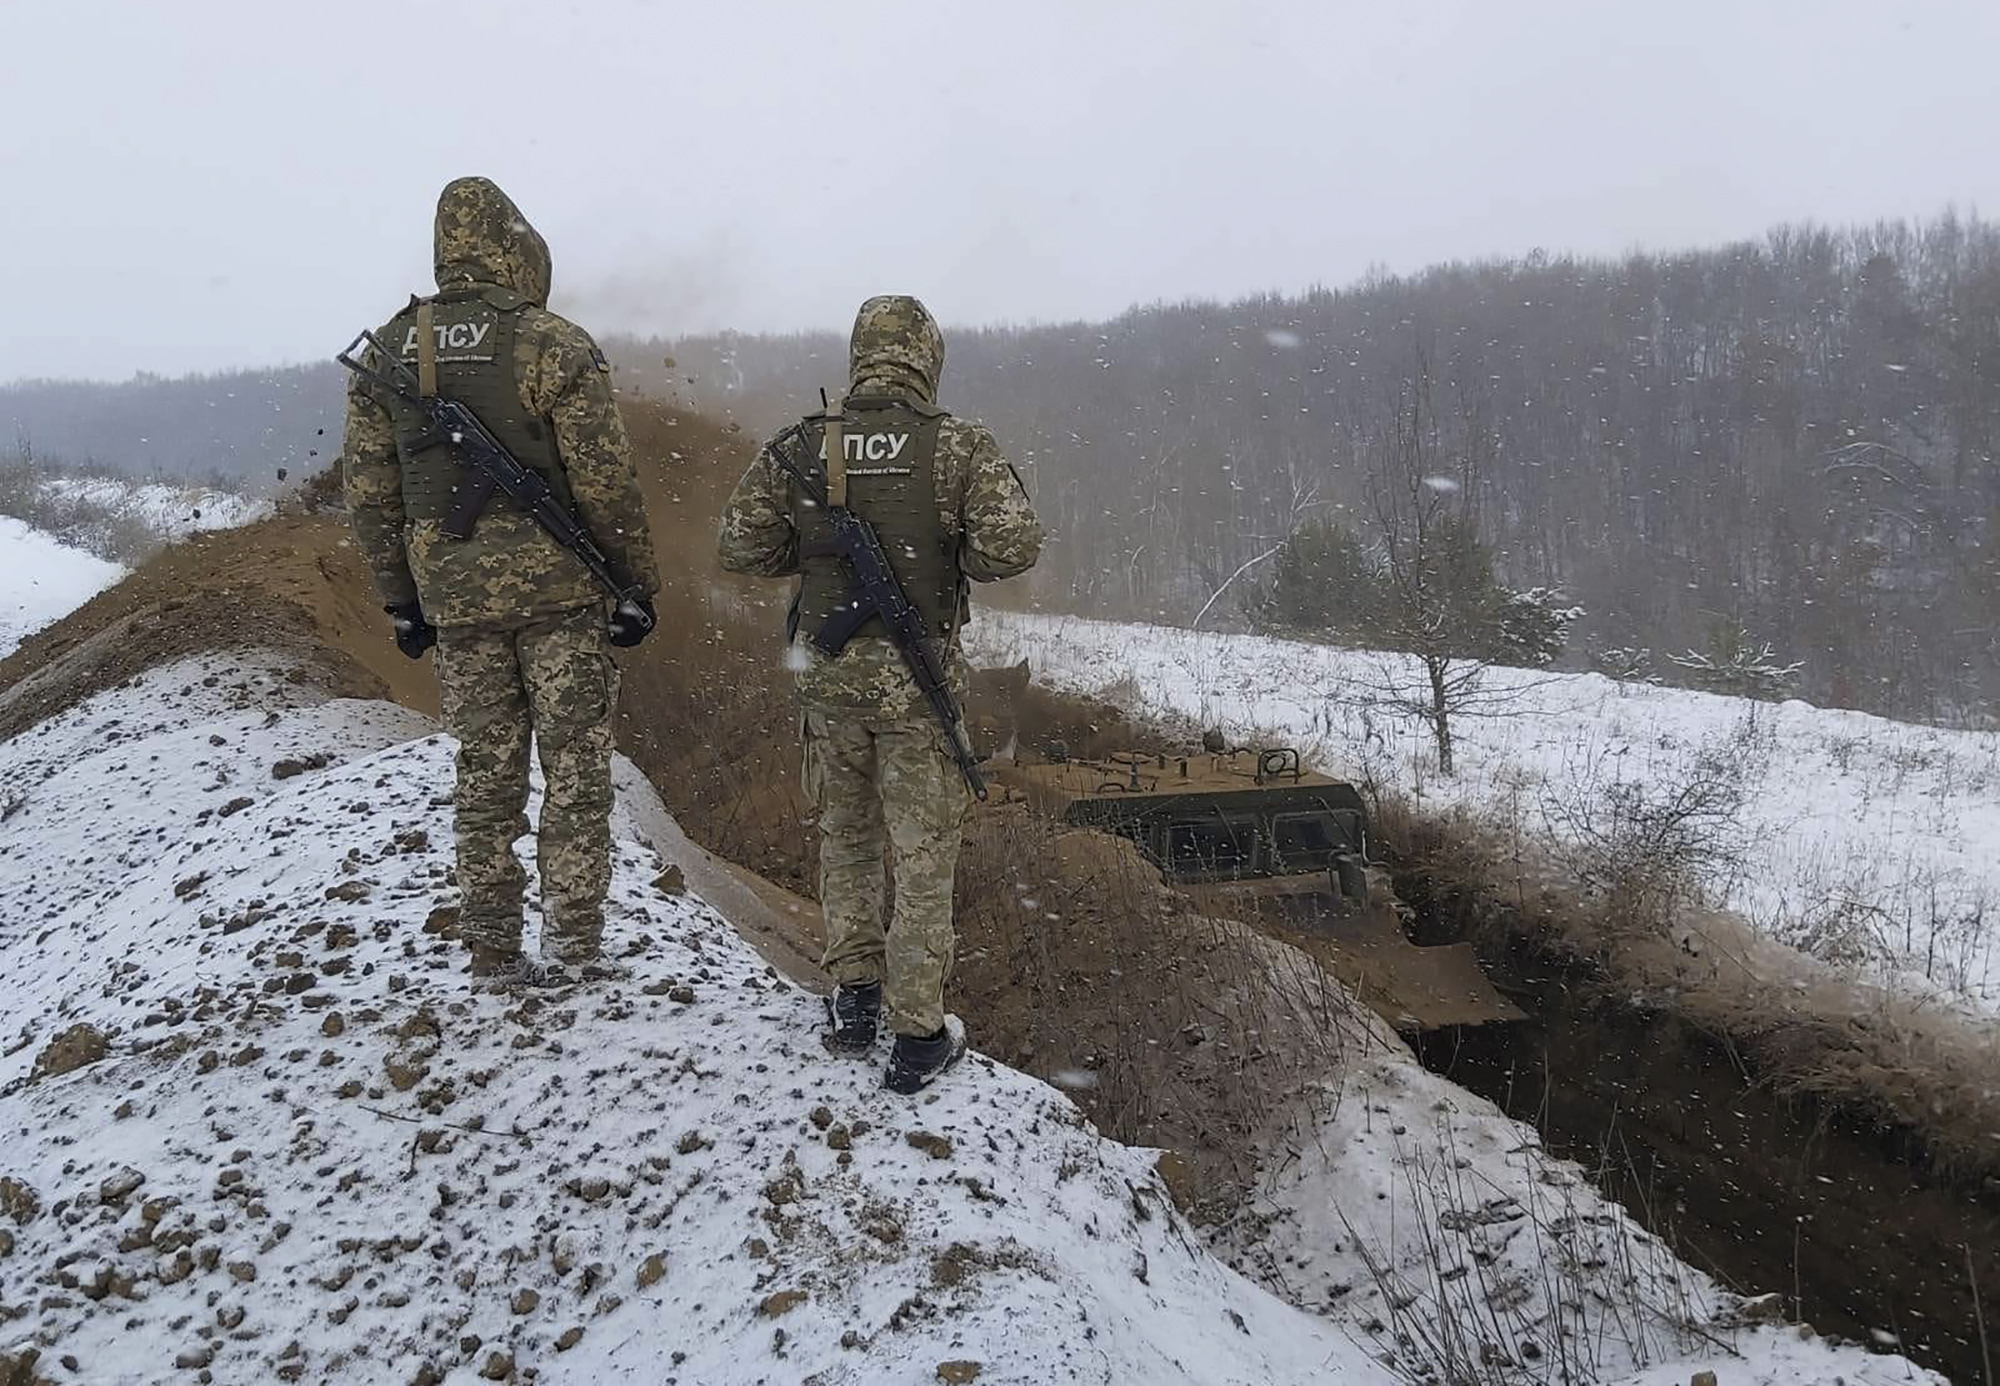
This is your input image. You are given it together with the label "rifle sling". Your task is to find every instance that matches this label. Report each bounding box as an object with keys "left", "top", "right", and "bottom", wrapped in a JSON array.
[
  {"left": 822, "top": 397, "right": 847, "bottom": 508},
  {"left": 415, "top": 302, "right": 438, "bottom": 398}
]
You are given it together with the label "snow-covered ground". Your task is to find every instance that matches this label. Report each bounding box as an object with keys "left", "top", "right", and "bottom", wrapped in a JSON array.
[
  {"left": 1231, "top": 1024, "right": 1941, "bottom": 1386},
  {"left": 969, "top": 611, "right": 2000, "bottom": 1015},
  {"left": 0, "top": 657, "right": 1942, "bottom": 1385},
  {"left": 0, "top": 658, "right": 1383, "bottom": 1385},
  {"left": 41, "top": 473, "right": 268, "bottom": 540},
  {"left": 0, "top": 514, "right": 124, "bottom": 659}
]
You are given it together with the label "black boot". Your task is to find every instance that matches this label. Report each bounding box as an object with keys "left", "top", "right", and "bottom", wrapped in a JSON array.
[
  {"left": 823, "top": 981, "right": 882, "bottom": 1053},
  {"left": 884, "top": 1016, "right": 967, "bottom": 1094}
]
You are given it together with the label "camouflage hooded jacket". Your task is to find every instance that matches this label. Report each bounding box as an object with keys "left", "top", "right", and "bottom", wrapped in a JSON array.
[
  {"left": 340, "top": 177, "right": 660, "bottom": 628},
  {"left": 717, "top": 295, "right": 1044, "bottom": 720}
]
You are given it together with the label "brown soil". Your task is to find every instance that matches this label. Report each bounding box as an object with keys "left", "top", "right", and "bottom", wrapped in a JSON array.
[
  {"left": 949, "top": 803, "right": 1375, "bottom": 1217},
  {"left": 1388, "top": 808, "right": 2000, "bottom": 1386},
  {"left": 0, "top": 515, "right": 430, "bottom": 743}
]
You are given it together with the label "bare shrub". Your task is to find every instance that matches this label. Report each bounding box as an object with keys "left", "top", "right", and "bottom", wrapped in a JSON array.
[
  {"left": 0, "top": 454, "right": 205, "bottom": 565},
  {"left": 1767, "top": 892, "right": 1893, "bottom": 971},
  {"left": 1534, "top": 715, "right": 1767, "bottom": 941}
]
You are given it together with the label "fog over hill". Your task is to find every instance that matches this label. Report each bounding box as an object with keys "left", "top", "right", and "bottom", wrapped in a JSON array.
[
  {"left": 649, "top": 216, "right": 2000, "bottom": 725},
  {"left": 6, "top": 213, "right": 1997, "bottom": 724},
  {"left": 0, "top": 364, "right": 340, "bottom": 488}
]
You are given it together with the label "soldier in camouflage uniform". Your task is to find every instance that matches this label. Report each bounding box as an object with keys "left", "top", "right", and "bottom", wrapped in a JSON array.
[
  {"left": 718, "top": 295, "right": 1043, "bottom": 1092},
  {"left": 342, "top": 177, "right": 660, "bottom": 986}
]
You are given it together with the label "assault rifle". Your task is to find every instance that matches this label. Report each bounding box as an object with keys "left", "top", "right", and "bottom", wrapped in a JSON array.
[
  {"left": 767, "top": 425, "right": 988, "bottom": 801},
  {"left": 335, "top": 328, "right": 654, "bottom": 635}
]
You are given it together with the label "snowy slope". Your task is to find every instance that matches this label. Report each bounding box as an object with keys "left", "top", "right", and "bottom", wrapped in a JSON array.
[
  {"left": 0, "top": 657, "right": 1393, "bottom": 1386},
  {"left": 0, "top": 514, "right": 124, "bottom": 660},
  {"left": 42, "top": 474, "right": 268, "bottom": 539},
  {"left": 968, "top": 611, "right": 2000, "bottom": 1015},
  {"left": 1227, "top": 1014, "right": 1945, "bottom": 1386}
]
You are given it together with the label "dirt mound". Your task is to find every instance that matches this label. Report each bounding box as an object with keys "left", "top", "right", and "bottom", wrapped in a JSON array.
[
  {"left": 0, "top": 403, "right": 792, "bottom": 849},
  {"left": 950, "top": 803, "right": 1373, "bottom": 1217},
  {"left": 0, "top": 514, "right": 427, "bottom": 744}
]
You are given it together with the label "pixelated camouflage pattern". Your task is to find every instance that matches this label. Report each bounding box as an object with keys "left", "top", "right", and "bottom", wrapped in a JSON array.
[
  {"left": 434, "top": 176, "right": 551, "bottom": 308},
  {"left": 847, "top": 293, "right": 946, "bottom": 400},
  {"left": 341, "top": 177, "right": 659, "bottom": 629},
  {"left": 435, "top": 605, "right": 619, "bottom": 960},
  {"left": 341, "top": 395, "right": 419, "bottom": 607},
  {"left": 805, "top": 711, "right": 971, "bottom": 1036},
  {"left": 717, "top": 294, "right": 1044, "bottom": 719}
]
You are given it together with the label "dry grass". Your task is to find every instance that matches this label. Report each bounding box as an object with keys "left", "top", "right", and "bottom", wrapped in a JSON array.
[
  {"left": 1347, "top": 1130, "right": 1723, "bottom": 1386},
  {"left": 0, "top": 457, "right": 170, "bottom": 564}
]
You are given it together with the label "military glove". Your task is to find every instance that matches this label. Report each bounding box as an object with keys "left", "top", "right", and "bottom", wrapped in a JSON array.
[
  {"left": 386, "top": 602, "right": 437, "bottom": 660},
  {"left": 608, "top": 597, "right": 657, "bottom": 649}
]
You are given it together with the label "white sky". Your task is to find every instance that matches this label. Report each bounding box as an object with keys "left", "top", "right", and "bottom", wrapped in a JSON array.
[{"left": 4, "top": 0, "right": 1998, "bottom": 382}]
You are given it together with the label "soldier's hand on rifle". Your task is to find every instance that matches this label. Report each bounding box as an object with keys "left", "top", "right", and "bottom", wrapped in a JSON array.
[
  {"left": 608, "top": 597, "right": 656, "bottom": 649},
  {"left": 386, "top": 602, "right": 437, "bottom": 660}
]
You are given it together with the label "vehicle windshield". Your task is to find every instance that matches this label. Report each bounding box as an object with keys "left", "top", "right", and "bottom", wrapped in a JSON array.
[
  {"left": 1165, "top": 812, "right": 1259, "bottom": 878},
  {"left": 1270, "top": 811, "right": 1340, "bottom": 873}
]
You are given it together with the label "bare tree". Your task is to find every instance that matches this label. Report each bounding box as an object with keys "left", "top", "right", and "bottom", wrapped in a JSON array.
[{"left": 1364, "top": 361, "right": 1492, "bottom": 776}]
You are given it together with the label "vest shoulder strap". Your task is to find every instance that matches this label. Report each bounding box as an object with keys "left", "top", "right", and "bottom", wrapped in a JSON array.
[{"left": 842, "top": 393, "right": 948, "bottom": 419}]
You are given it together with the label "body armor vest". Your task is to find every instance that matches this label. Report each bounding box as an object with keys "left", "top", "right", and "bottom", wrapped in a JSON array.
[
  {"left": 383, "top": 286, "right": 571, "bottom": 527},
  {"left": 793, "top": 396, "right": 962, "bottom": 651}
]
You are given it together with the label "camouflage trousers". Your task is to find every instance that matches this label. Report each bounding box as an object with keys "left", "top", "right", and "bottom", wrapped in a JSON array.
[
  {"left": 435, "top": 604, "right": 619, "bottom": 961},
  {"left": 804, "top": 711, "right": 972, "bottom": 1037}
]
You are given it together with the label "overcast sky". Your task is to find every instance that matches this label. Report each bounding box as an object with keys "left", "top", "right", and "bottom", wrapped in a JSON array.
[{"left": 4, "top": 0, "right": 1998, "bottom": 383}]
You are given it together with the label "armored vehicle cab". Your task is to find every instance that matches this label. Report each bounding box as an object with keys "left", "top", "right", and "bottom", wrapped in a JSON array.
[{"left": 990, "top": 747, "right": 1375, "bottom": 900}]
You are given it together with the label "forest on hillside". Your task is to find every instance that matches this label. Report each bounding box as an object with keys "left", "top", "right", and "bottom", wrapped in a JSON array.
[
  {"left": 0, "top": 364, "right": 340, "bottom": 488},
  {"left": 643, "top": 214, "right": 2000, "bottom": 725},
  {"left": 6, "top": 214, "right": 1996, "bottom": 723}
]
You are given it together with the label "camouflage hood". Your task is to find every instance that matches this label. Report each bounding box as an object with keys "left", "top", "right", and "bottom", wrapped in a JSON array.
[
  {"left": 434, "top": 177, "right": 551, "bottom": 307},
  {"left": 847, "top": 295, "right": 944, "bottom": 403}
]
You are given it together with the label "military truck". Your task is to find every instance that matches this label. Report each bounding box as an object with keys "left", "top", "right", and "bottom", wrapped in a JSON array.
[{"left": 986, "top": 742, "right": 1522, "bottom": 1030}]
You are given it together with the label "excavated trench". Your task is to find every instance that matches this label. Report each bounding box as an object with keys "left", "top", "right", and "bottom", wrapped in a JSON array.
[{"left": 1404, "top": 911, "right": 2000, "bottom": 1385}]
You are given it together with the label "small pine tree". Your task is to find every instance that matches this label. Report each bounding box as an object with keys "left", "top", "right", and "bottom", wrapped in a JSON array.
[
  {"left": 1591, "top": 646, "right": 1659, "bottom": 683},
  {"left": 1668, "top": 617, "right": 1804, "bottom": 700},
  {"left": 1248, "top": 518, "right": 1385, "bottom": 642},
  {"left": 1492, "top": 587, "right": 1585, "bottom": 668}
]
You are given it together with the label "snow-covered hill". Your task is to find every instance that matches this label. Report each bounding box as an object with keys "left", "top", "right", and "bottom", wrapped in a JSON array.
[
  {"left": 0, "top": 656, "right": 1944, "bottom": 1385},
  {"left": 41, "top": 473, "right": 268, "bottom": 541},
  {"left": 0, "top": 515, "right": 124, "bottom": 660},
  {"left": 968, "top": 612, "right": 2000, "bottom": 1016},
  {"left": 0, "top": 658, "right": 1388, "bottom": 1385}
]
